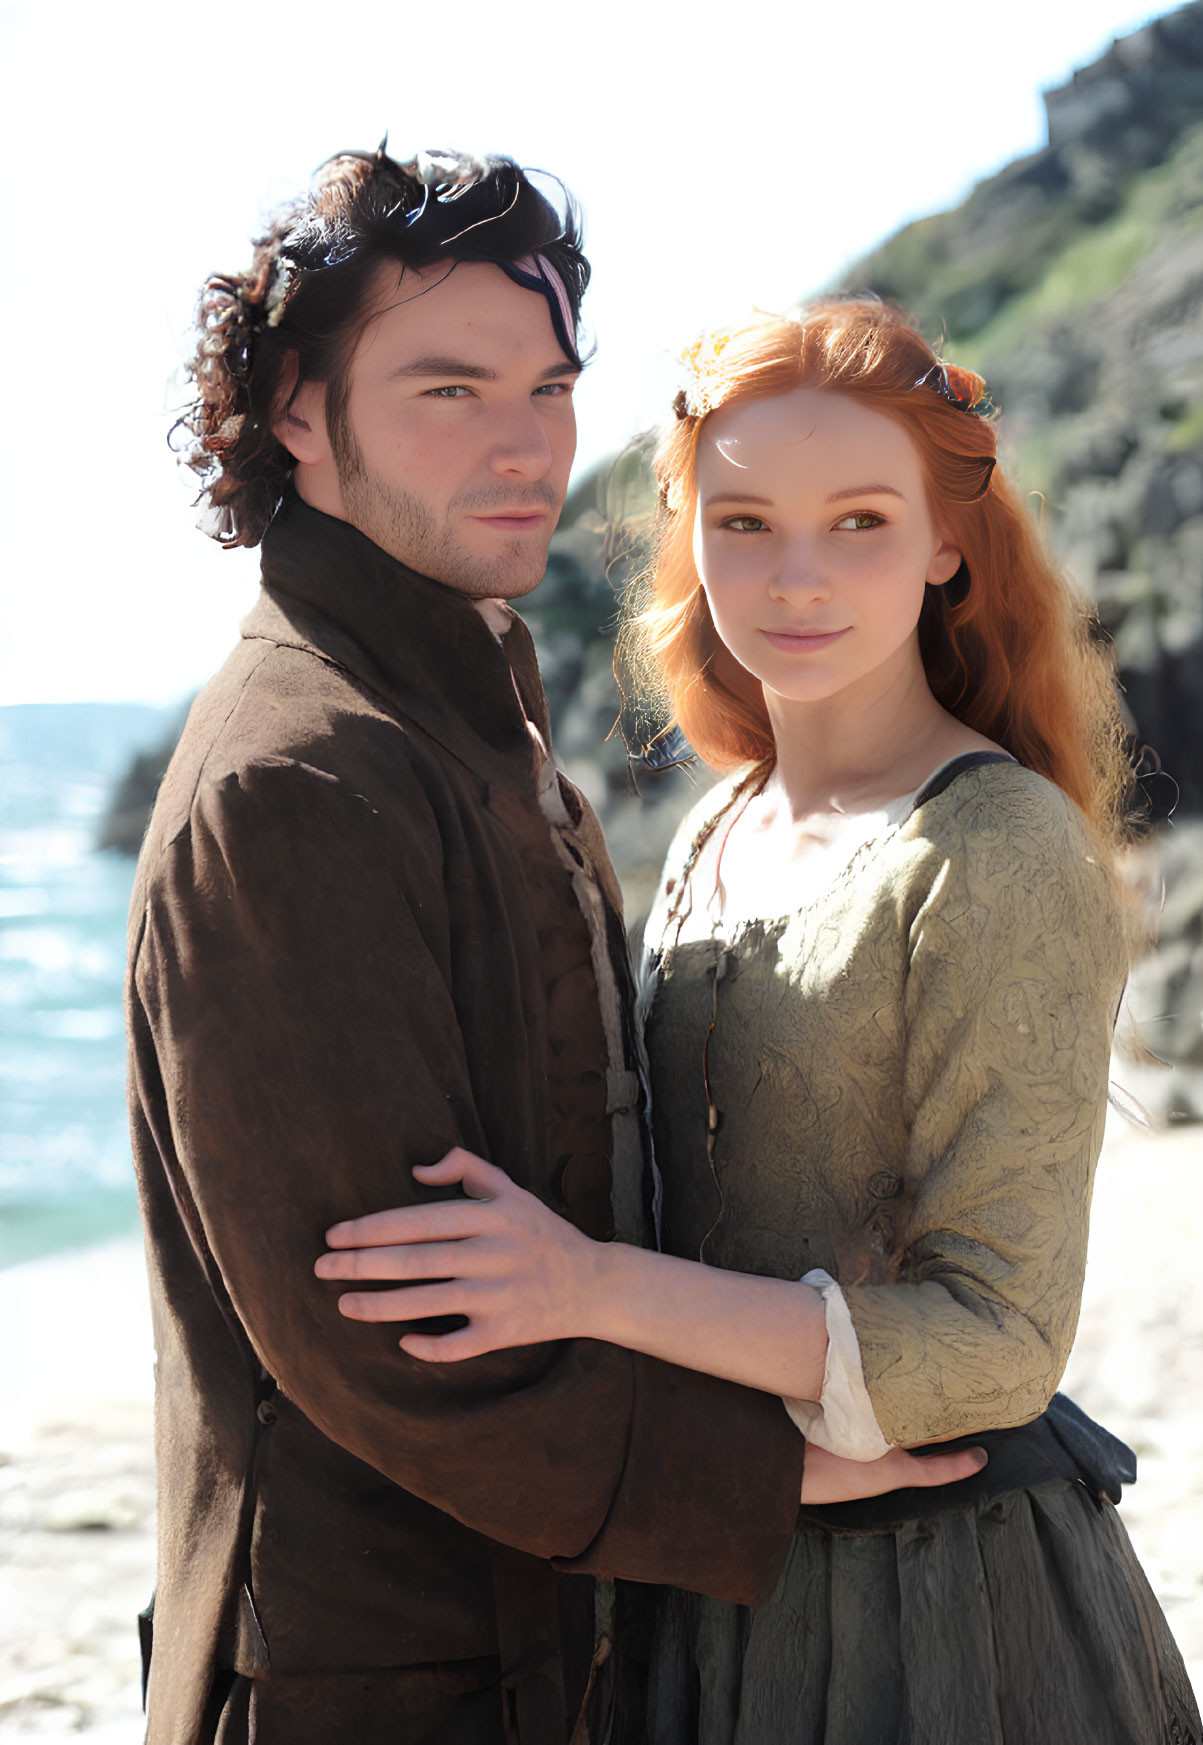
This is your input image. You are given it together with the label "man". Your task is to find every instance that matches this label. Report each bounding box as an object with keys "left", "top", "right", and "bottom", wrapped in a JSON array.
[{"left": 129, "top": 144, "right": 979, "bottom": 1745}]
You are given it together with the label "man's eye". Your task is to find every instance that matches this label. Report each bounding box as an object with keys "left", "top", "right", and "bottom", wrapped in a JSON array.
[
  {"left": 533, "top": 381, "right": 574, "bottom": 398},
  {"left": 834, "top": 511, "right": 885, "bottom": 531},
  {"left": 425, "top": 385, "right": 472, "bottom": 399}
]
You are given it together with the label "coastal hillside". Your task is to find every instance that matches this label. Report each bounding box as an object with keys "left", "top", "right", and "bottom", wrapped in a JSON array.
[
  {"left": 543, "top": 2, "right": 1203, "bottom": 1097},
  {"left": 548, "top": 0, "right": 1203, "bottom": 816},
  {"left": 853, "top": 1, "right": 1203, "bottom": 814},
  {"left": 833, "top": 2, "right": 1203, "bottom": 1104}
]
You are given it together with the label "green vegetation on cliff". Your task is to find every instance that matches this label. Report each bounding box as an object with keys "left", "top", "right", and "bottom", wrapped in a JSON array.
[{"left": 847, "top": 6, "right": 1203, "bottom": 821}]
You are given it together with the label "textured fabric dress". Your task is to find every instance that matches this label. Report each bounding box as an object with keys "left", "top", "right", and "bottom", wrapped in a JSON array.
[{"left": 637, "top": 754, "right": 1200, "bottom": 1745}]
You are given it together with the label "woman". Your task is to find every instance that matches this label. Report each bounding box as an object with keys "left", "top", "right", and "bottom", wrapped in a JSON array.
[{"left": 319, "top": 301, "right": 1200, "bottom": 1742}]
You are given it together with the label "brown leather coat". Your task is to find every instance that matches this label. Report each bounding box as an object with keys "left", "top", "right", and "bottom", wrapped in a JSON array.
[{"left": 126, "top": 497, "right": 804, "bottom": 1744}]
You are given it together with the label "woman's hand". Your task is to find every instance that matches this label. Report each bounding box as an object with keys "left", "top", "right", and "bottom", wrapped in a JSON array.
[
  {"left": 314, "top": 1148, "right": 597, "bottom": 1361},
  {"left": 800, "top": 1442, "right": 988, "bottom": 1505}
]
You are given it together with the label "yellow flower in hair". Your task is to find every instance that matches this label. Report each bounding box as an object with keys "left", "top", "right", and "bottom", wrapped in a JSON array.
[{"left": 676, "top": 329, "right": 733, "bottom": 418}]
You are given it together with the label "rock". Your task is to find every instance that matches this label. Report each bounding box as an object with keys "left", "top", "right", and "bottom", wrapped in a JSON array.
[
  {"left": 520, "top": 515, "right": 699, "bottom": 910},
  {"left": 39, "top": 1486, "right": 144, "bottom": 1534},
  {"left": 96, "top": 718, "right": 186, "bottom": 856},
  {"left": 1122, "top": 822, "right": 1203, "bottom": 1108},
  {"left": 844, "top": 10, "right": 1203, "bottom": 818}
]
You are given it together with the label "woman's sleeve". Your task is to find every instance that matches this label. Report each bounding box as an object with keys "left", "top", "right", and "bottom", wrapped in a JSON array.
[{"left": 841, "top": 780, "right": 1129, "bottom": 1448}]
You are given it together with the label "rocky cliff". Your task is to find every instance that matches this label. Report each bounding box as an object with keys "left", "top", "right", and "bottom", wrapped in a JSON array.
[
  {"left": 854, "top": 2, "right": 1203, "bottom": 814},
  {"left": 842, "top": 3, "right": 1203, "bottom": 1104}
]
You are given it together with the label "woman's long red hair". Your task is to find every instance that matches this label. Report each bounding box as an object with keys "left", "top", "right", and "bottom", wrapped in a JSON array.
[{"left": 622, "top": 300, "right": 1133, "bottom": 855}]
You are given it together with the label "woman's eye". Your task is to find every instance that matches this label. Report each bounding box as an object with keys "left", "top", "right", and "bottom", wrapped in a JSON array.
[
  {"left": 721, "top": 516, "right": 769, "bottom": 534},
  {"left": 834, "top": 511, "right": 885, "bottom": 531}
]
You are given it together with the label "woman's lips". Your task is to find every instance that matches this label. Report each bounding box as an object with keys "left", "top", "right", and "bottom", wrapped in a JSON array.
[{"left": 761, "top": 627, "right": 850, "bottom": 651}]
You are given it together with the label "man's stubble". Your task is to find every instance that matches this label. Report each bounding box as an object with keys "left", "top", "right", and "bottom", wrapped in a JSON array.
[{"left": 331, "top": 422, "right": 560, "bottom": 600}]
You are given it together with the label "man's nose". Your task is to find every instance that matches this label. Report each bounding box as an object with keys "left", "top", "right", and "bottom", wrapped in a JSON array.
[{"left": 488, "top": 401, "right": 555, "bottom": 478}]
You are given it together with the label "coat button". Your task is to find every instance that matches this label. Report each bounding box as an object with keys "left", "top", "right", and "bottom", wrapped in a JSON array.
[{"left": 867, "top": 1171, "right": 903, "bottom": 1200}]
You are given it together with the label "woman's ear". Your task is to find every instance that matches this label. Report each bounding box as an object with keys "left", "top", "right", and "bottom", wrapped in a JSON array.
[
  {"left": 925, "top": 535, "right": 963, "bottom": 588},
  {"left": 271, "top": 356, "right": 330, "bottom": 466}
]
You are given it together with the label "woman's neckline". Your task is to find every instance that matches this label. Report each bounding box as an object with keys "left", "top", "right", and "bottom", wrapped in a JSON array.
[
  {"left": 906, "top": 748, "right": 1016, "bottom": 813},
  {"left": 673, "top": 749, "right": 1019, "bottom": 952}
]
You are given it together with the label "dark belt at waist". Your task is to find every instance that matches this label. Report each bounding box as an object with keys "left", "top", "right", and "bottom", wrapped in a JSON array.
[{"left": 795, "top": 1392, "right": 1137, "bottom": 1536}]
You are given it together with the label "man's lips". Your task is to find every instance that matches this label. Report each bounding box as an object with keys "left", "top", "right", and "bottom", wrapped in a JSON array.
[
  {"left": 761, "top": 627, "right": 850, "bottom": 651},
  {"left": 470, "top": 510, "right": 550, "bottom": 532}
]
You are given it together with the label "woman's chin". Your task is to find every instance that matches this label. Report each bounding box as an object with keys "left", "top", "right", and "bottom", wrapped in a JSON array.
[{"left": 758, "top": 666, "right": 859, "bottom": 707}]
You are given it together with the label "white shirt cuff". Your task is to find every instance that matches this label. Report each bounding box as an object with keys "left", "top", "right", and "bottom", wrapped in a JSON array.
[{"left": 782, "top": 1268, "right": 891, "bottom": 1460}]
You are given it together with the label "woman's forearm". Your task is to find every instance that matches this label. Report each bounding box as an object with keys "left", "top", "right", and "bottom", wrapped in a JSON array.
[
  {"left": 320, "top": 1155, "right": 998, "bottom": 1498},
  {"left": 320, "top": 1150, "right": 829, "bottom": 1399},
  {"left": 584, "top": 1240, "right": 829, "bottom": 1403}
]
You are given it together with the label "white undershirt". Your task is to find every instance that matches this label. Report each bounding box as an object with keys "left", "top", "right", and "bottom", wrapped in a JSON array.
[{"left": 783, "top": 1271, "right": 891, "bottom": 1460}]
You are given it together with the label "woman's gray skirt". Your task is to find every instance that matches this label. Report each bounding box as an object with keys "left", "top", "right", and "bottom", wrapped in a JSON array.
[{"left": 643, "top": 1479, "right": 1199, "bottom": 1745}]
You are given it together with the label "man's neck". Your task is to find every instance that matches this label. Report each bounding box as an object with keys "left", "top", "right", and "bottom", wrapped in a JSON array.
[{"left": 291, "top": 460, "right": 347, "bottom": 524}]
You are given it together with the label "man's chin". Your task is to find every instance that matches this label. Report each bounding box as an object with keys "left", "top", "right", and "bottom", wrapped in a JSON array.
[
  {"left": 435, "top": 536, "right": 555, "bottom": 601},
  {"left": 478, "top": 566, "right": 549, "bottom": 601}
]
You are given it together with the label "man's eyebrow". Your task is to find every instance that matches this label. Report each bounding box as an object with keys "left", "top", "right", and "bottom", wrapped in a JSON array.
[
  {"left": 389, "top": 356, "right": 497, "bottom": 381},
  {"left": 387, "top": 356, "right": 582, "bottom": 382}
]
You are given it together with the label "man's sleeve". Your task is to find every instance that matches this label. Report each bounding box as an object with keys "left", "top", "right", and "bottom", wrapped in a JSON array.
[{"left": 133, "top": 755, "right": 803, "bottom": 1604}]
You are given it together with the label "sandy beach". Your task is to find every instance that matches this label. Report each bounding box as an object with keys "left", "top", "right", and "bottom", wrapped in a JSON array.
[
  {"left": 0, "top": 1111, "right": 1199, "bottom": 1740},
  {"left": 0, "top": 1242, "right": 156, "bottom": 1741}
]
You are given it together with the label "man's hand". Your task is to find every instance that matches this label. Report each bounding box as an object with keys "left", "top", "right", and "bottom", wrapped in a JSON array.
[{"left": 800, "top": 1442, "right": 987, "bottom": 1505}]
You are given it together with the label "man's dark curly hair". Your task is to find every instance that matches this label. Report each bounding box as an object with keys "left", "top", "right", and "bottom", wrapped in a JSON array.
[{"left": 177, "top": 144, "right": 590, "bottom": 549}]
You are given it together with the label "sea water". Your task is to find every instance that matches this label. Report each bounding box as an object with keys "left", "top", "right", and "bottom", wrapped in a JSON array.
[{"left": 0, "top": 704, "right": 177, "bottom": 1267}]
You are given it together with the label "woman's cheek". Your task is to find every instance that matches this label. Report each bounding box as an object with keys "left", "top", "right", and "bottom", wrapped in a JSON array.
[{"left": 707, "top": 583, "right": 757, "bottom": 654}]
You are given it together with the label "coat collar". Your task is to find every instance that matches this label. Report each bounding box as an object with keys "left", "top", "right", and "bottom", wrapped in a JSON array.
[{"left": 244, "top": 492, "right": 552, "bottom": 789}]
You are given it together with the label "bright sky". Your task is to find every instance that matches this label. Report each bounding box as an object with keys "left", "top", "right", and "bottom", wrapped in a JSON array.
[{"left": 1, "top": 0, "right": 1162, "bottom": 706}]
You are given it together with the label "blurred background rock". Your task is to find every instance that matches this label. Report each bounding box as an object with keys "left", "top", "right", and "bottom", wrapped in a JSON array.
[{"left": 97, "top": 4, "right": 1203, "bottom": 1110}]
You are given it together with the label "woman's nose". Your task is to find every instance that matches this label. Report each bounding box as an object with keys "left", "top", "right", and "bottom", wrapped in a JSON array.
[{"left": 768, "top": 540, "right": 832, "bottom": 602}]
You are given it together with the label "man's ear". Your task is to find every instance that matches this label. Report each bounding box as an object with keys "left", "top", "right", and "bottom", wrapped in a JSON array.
[
  {"left": 925, "top": 535, "right": 963, "bottom": 588},
  {"left": 271, "top": 355, "right": 329, "bottom": 465}
]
